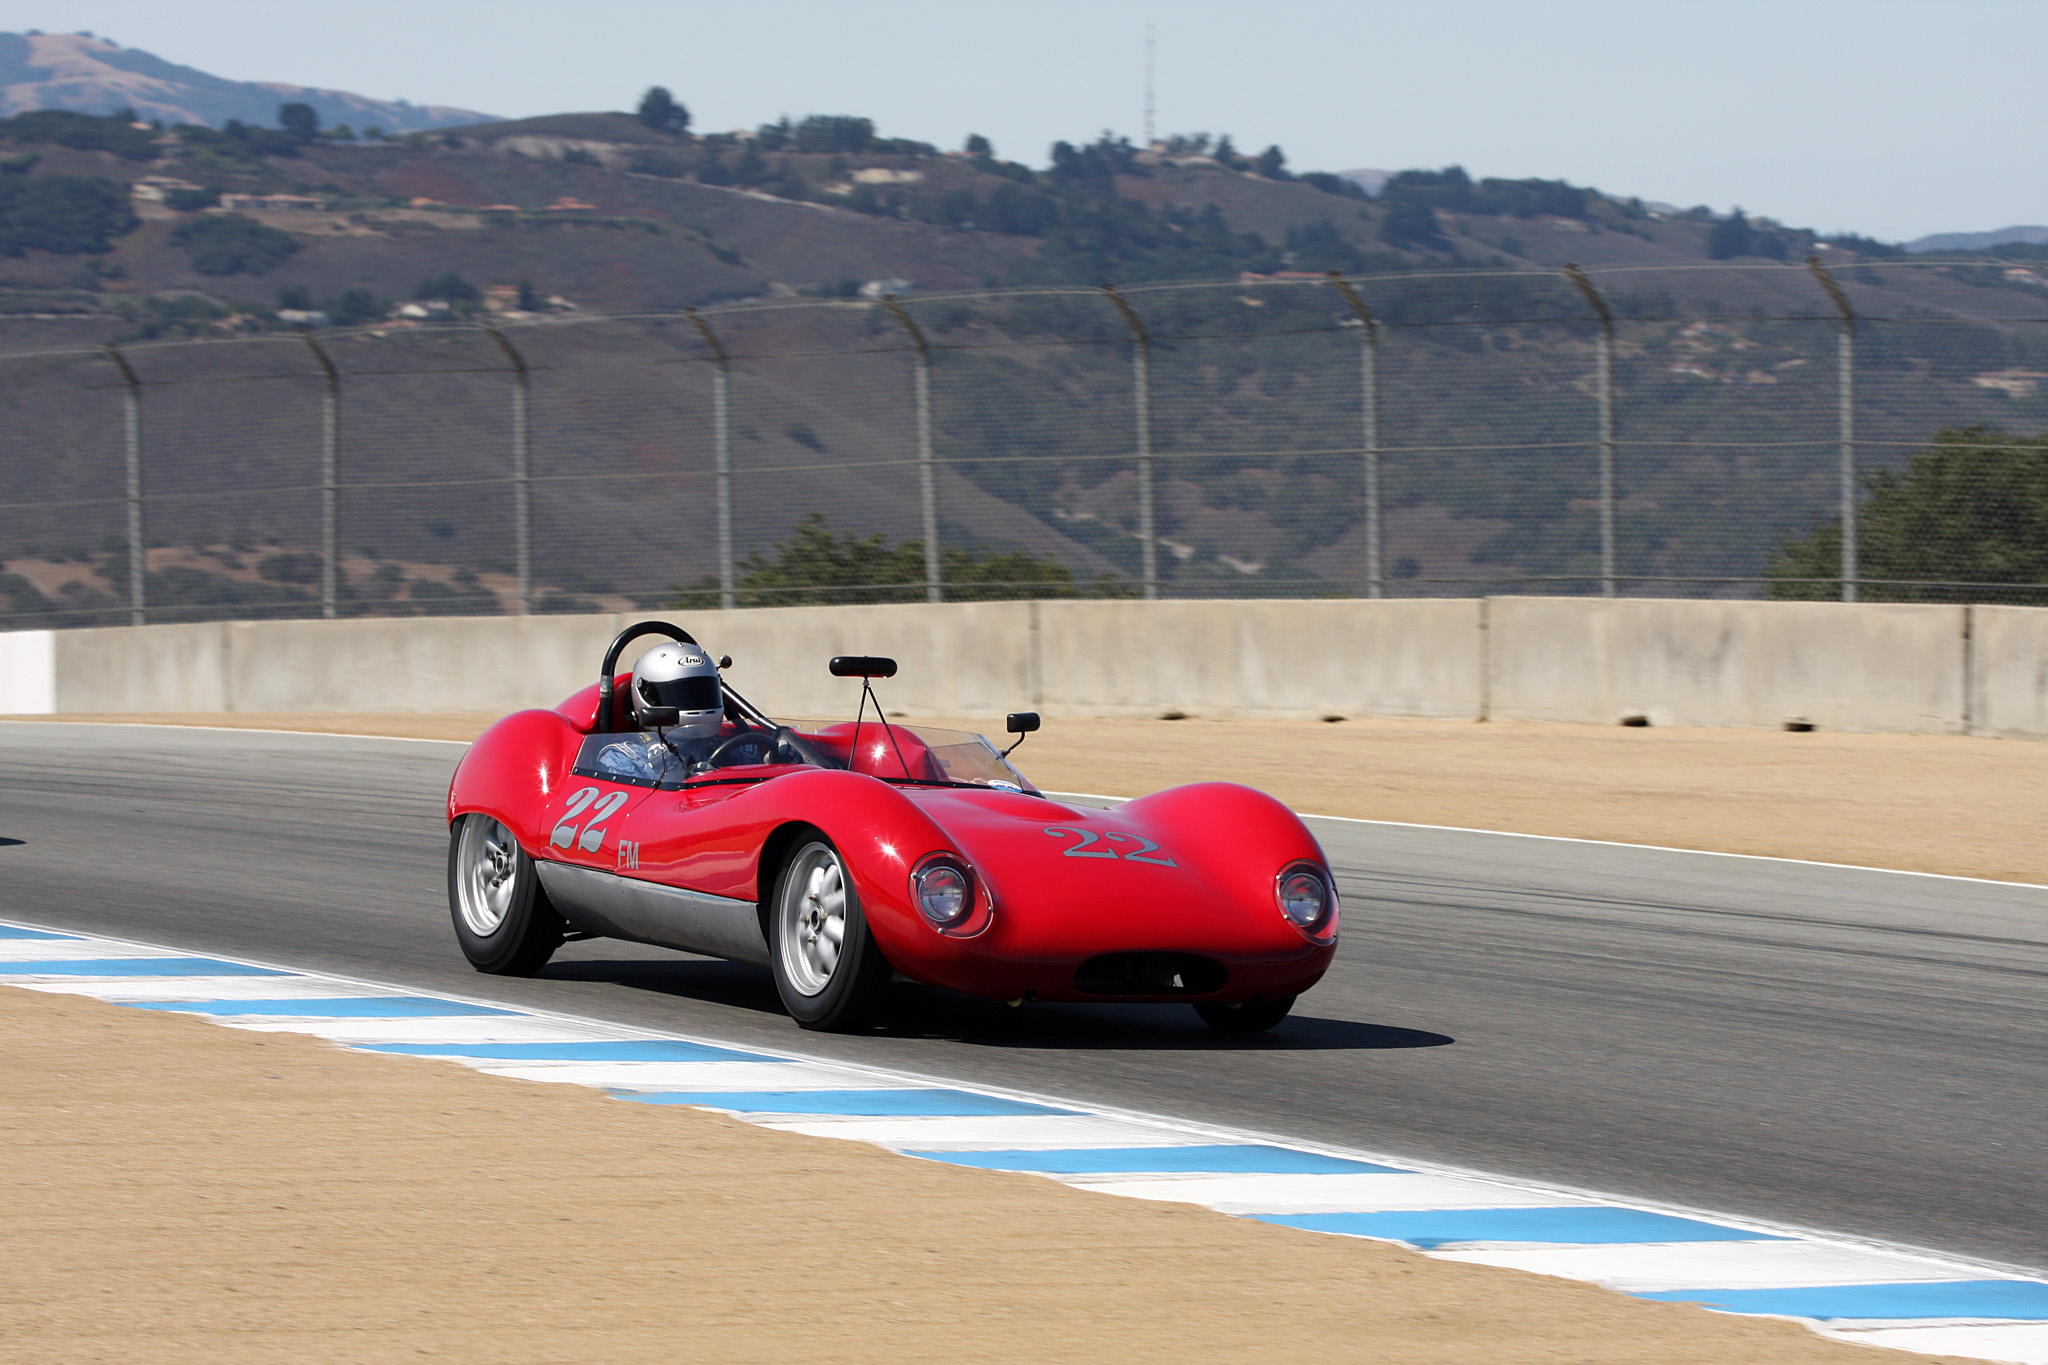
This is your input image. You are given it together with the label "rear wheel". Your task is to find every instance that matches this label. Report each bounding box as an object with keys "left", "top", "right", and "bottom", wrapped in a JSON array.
[
  {"left": 449, "top": 814, "right": 564, "bottom": 976},
  {"left": 769, "top": 836, "right": 891, "bottom": 1031},
  {"left": 1194, "top": 996, "right": 1295, "bottom": 1033}
]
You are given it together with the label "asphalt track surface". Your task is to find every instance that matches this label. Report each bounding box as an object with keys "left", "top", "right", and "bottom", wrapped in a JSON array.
[{"left": 1, "top": 723, "right": 2042, "bottom": 1271}]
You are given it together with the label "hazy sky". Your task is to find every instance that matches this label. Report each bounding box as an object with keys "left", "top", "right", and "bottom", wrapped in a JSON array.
[{"left": 4, "top": 0, "right": 2041, "bottom": 241}]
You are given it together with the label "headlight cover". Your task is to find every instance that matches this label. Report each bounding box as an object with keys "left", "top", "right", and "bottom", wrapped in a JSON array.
[
  {"left": 1275, "top": 861, "right": 1338, "bottom": 942},
  {"left": 911, "top": 854, "right": 975, "bottom": 930}
]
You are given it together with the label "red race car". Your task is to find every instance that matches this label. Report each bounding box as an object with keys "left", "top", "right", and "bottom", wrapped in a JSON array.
[{"left": 445, "top": 621, "right": 1340, "bottom": 1032}]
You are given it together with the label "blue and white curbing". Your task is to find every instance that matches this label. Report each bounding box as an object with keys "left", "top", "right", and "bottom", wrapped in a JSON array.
[{"left": 4, "top": 916, "right": 2045, "bottom": 1364}]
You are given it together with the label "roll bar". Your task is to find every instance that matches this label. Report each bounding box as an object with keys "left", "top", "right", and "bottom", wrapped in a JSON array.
[
  {"left": 599, "top": 621, "right": 696, "bottom": 734},
  {"left": 597, "top": 619, "right": 772, "bottom": 734}
]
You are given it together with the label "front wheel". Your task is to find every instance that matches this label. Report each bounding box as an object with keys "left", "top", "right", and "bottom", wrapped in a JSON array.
[
  {"left": 449, "top": 814, "right": 564, "bottom": 975},
  {"left": 769, "top": 836, "right": 892, "bottom": 1031},
  {"left": 1194, "top": 996, "right": 1295, "bottom": 1033}
]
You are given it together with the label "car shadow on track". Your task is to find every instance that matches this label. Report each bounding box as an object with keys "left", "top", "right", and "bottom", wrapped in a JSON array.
[
  {"left": 537, "top": 957, "right": 1453, "bottom": 1053},
  {"left": 539, "top": 956, "right": 791, "bottom": 1018},
  {"left": 882, "top": 989, "right": 1454, "bottom": 1052}
]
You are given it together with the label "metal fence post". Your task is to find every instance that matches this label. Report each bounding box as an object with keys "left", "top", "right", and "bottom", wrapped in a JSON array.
[
  {"left": 685, "top": 309, "right": 735, "bottom": 610},
  {"left": 1565, "top": 265, "right": 1618, "bottom": 598},
  {"left": 1808, "top": 257, "right": 1858, "bottom": 603},
  {"left": 484, "top": 326, "right": 532, "bottom": 615},
  {"left": 881, "top": 295, "right": 941, "bottom": 603},
  {"left": 1101, "top": 283, "right": 1156, "bottom": 599},
  {"left": 302, "top": 334, "right": 341, "bottom": 620},
  {"left": 1328, "top": 272, "right": 1384, "bottom": 598},
  {"left": 102, "top": 344, "right": 144, "bottom": 626}
]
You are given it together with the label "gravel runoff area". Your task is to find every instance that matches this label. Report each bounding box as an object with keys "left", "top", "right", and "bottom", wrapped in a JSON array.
[
  {"left": 0, "top": 708, "right": 2030, "bottom": 1361},
  {"left": 1, "top": 985, "right": 1966, "bottom": 1365},
  {"left": 26, "top": 708, "right": 2047, "bottom": 884}
]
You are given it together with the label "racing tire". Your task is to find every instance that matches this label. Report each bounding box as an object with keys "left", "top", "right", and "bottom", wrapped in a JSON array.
[
  {"left": 769, "top": 835, "right": 892, "bottom": 1031},
  {"left": 448, "top": 814, "right": 565, "bottom": 976},
  {"left": 1194, "top": 996, "right": 1295, "bottom": 1033}
]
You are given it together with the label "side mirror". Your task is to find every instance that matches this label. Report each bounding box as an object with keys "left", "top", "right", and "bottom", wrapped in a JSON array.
[
  {"left": 830, "top": 656, "right": 898, "bottom": 679},
  {"left": 639, "top": 705, "right": 680, "bottom": 727},
  {"left": 717, "top": 655, "right": 732, "bottom": 670}
]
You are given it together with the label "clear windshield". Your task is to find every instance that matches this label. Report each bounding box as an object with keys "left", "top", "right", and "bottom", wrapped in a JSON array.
[{"left": 899, "top": 726, "right": 1037, "bottom": 792}]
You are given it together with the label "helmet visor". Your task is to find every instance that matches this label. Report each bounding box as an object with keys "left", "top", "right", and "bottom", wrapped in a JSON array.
[{"left": 638, "top": 675, "right": 721, "bottom": 713}]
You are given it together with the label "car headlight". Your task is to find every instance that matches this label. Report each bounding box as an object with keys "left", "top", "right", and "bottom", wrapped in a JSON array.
[
  {"left": 911, "top": 855, "right": 974, "bottom": 929},
  {"left": 1275, "top": 861, "right": 1337, "bottom": 940}
]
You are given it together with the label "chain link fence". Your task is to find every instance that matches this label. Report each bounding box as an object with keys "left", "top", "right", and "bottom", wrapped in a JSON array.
[{"left": 4, "top": 259, "right": 2048, "bottom": 629}]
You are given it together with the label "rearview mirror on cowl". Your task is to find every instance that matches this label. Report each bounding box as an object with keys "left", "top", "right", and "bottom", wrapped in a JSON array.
[
  {"left": 829, "top": 656, "right": 898, "bottom": 679},
  {"left": 1002, "top": 711, "right": 1040, "bottom": 757}
]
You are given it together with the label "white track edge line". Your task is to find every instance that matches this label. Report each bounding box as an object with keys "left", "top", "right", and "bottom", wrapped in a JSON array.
[
  {"left": 0, "top": 719, "right": 470, "bottom": 746},
  {"left": 5, "top": 910, "right": 2041, "bottom": 1287},
  {"left": 1048, "top": 790, "right": 2048, "bottom": 891}
]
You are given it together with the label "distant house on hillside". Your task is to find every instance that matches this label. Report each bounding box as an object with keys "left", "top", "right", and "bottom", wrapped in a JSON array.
[
  {"left": 1972, "top": 369, "right": 2048, "bottom": 398},
  {"left": 129, "top": 175, "right": 201, "bottom": 202},
  {"left": 850, "top": 168, "right": 922, "bottom": 186},
  {"left": 220, "top": 192, "right": 325, "bottom": 213}
]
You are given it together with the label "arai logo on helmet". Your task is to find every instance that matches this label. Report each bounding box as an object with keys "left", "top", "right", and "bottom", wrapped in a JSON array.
[{"left": 678, "top": 654, "right": 706, "bottom": 667}]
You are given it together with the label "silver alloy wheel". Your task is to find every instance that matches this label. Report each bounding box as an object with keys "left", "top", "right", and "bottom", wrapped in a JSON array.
[
  {"left": 777, "top": 842, "right": 848, "bottom": 997},
  {"left": 456, "top": 815, "right": 520, "bottom": 937}
]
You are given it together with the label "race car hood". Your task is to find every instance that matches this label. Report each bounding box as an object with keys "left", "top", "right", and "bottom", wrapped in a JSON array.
[{"left": 896, "top": 780, "right": 1335, "bottom": 965}]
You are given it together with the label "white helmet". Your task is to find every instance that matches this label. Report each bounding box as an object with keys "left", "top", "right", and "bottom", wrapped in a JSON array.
[{"left": 630, "top": 642, "right": 723, "bottom": 741}]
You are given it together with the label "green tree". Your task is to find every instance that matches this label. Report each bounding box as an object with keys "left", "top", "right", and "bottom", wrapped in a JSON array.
[
  {"left": 415, "top": 272, "right": 480, "bottom": 306},
  {"left": 162, "top": 185, "right": 219, "bottom": 212},
  {"left": 1379, "top": 199, "right": 1447, "bottom": 252},
  {"left": 636, "top": 86, "right": 689, "bottom": 133},
  {"left": 964, "top": 133, "right": 991, "bottom": 157},
  {"left": 278, "top": 102, "right": 319, "bottom": 143},
  {"left": 1253, "top": 144, "right": 1289, "bottom": 179},
  {"left": 324, "top": 288, "right": 385, "bottom": 326},
  {"left": 666, "top": 513, "right": 1120, "bottom": 607},
  {"left": 170, "top": 215, "right": 298, "bottom": 274},
  {"left": 1766, "top": 426, "right": 2048, "bottom": 603},
  {"left": 1706, "top": 209, "right": 1753, "bottom": 260},
  {"left": 794, "top": 115, "right": 874, "bottom": 154}
]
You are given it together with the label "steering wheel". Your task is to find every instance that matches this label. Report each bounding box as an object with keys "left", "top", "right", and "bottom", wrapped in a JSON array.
[{"left": 704, "top": 727, "right": 779, "bottom": 769}]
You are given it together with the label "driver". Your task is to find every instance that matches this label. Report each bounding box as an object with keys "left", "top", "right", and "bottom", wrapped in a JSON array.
[{"left": 593, "top": 642, "right": 728, "bottom": 783}]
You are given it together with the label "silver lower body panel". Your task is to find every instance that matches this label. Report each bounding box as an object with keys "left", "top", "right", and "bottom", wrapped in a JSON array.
[{"left": 534, "top": 861, "right": 769, "bottom": 967}]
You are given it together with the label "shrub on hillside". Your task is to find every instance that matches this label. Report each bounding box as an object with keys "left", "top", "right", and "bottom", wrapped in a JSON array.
[
  {"left": 664, "top": 512, "right": 1124, "bottom": 607},
  {"left": 0, "top": 110, "right": 157, "bottom": 160},
  {"left": 0, "top": 174, "right": 137, "bottom": 254},
  {"left": 171, "top": 214, "right": 299, "bottom": 275}
]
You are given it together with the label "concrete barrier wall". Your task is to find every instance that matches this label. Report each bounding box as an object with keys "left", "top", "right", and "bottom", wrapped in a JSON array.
[
  {"left": 12, "top": 596, "right": 2048, "bottom": 738},
  {"left": 1488, "top": 599, "right": 1970, "bottom": 734},
  {"left": 1970, "top": 606, "right": 2048, "bottom": 740}
]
